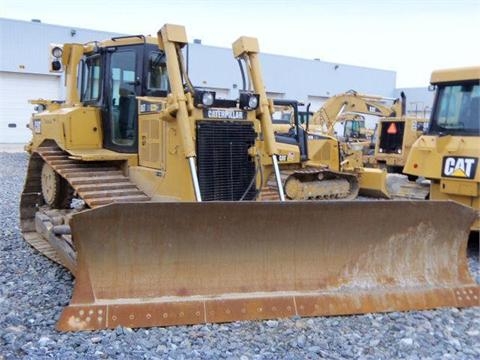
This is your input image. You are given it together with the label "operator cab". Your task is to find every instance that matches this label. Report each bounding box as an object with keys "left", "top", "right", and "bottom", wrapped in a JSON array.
[
  {"left": 80, "top": 36, "right": 169, "bottom": 153},
  {"left": 429, "top": 81, "right": 480, "bottom": 136},
  {"left": 272, "top": 99, "right": 309, "bottom": 161}
]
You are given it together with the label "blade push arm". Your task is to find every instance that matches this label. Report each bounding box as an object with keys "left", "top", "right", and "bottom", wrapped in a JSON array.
[
  {"left": 232, "top": 36, "right": 285, "bottom": 201},
  {"left": 157, "top": 24, "right": 202, "bottom": 201}
]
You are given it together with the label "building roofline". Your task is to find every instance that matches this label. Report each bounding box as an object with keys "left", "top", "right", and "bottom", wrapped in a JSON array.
[{"left": 0, "top": 17, "right": 125, "bottom": 37}]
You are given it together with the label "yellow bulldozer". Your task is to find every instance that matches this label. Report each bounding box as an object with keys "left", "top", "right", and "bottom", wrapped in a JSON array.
[
  {"left": 20, "top": 24, "right": 478, "bottom": 331},
  {"left": 268, "top": 97, "right": 392, "bottom": 198},
  {"left": 403, "top": 66, "right": 480, "bottom": 230}
]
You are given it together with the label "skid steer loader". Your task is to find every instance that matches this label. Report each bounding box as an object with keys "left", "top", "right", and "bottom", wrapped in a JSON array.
[{"left": 20, "top": 25, "right": 478, "bottom": 331}]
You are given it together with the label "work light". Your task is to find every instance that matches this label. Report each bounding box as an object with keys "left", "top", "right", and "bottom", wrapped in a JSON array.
[
  {"left": 239, "top": 92, "right": 260, "bottom": 110},
  {"left": 52, "top": 46, "right": 63, "bottom": 58},
  {"left": 194, "top": 90, "right": 216, "bottom": 107}
]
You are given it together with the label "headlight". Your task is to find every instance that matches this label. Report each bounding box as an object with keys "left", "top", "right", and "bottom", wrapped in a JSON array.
[
  {"left": 33, "top": 119, "right": 42, "bottom": 134},
  {"left": 239, "top": 92, "right": 260, "bottom": 110},
  {"left": 52, "top": 46, "right": 63, "bottom": 58},
  {"left": 51, "top": 60, "right": 62, "bottom": 71},
  {"left": 379, "top": 148, "right": 383, "bottom": 153},
  {"left": 194, "top": 90, "right": 216, "bottom": 107},
  {"left": 397, "top": 149, "right": 402, "bottom": 154},
  {"left": 248, "top": 95, "right": 258, "bottom": 109},
  {"left": 34, "top": 104, "right": 46, "bottom": 113},
  {"left": 202, "top": 92, "right": 214, "bottom": 106}
]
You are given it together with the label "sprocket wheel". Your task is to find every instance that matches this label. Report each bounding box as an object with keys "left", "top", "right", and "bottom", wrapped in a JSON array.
[
  {"left": 41, "top": 162, "right": 61, "bottom": 206},
  {"left": 41, "top": 162, "right": 74, "bottom": 208}
]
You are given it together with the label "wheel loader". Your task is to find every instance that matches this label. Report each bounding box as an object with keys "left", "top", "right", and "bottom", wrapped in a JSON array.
[
  {"left": 403, "top": 66, "right": 480, "bottom": 230},
  {"left": 19, "top": 24, "right": 478, "bottom": 331}
]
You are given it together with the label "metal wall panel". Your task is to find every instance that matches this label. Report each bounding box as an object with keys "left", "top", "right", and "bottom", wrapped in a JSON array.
[
  {"left": 0, "top": 18, "right": 431, "bottom": 143},
  {"left": 187, "top": 43, "right": 397, "bottom": 112},
  {"left": 0, "top": 72, "right": 60, "bottom": 143},
  {"left": 0, "top": 18, "right": 123, "bottom": 75}
]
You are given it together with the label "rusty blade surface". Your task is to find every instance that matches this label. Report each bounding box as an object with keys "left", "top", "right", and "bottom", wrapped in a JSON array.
[{"left": 57, "top": 201, "right": 478, "bottom": 331}]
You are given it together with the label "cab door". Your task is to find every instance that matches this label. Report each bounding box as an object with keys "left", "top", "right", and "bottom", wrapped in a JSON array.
[{"left": 103, "top": 46, "right": 142, "bottom": 153}]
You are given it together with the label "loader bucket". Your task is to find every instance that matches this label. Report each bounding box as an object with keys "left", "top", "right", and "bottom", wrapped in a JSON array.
[{"left": 57, "top": 201, "right": 479, "bottom": 331}]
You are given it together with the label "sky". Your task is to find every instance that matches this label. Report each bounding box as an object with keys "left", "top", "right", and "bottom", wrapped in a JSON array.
[{"left": 1, "top": 0, "right": 478, "bottom": 87}]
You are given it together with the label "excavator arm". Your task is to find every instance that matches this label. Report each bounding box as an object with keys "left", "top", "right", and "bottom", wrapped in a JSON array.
[{"left": 311, "top": 90, "right": 404, "bottom": 136}]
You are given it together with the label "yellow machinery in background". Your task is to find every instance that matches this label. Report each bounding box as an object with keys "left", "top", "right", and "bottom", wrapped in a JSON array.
[
  {"left": 310, "top": 90, "right": 403, "bottom": 136},
  {"left": 366, "top": 116, "right": 429, "bottom": 174},
  {"left": 269, "top": 98, "right": 389, "bottom": 198},
  {"left": 404, "top": 66, "right": 480, "bottom": 230},
  {"left": 19, "top": 25, "right": 478, "bottom": 331},
  {"left": 273, "top": 90, "right": 404, "bottom": 163},
  {"left": 271, "top": 90, "right": 403, "bottom": 144}
]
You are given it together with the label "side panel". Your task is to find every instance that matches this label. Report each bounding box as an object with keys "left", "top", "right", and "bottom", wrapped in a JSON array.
[
  {"left": 404, "top": 135, "right": 480, "bottom": 181},
  {"left": 138, "top": 111, "right": 166, "bottom": 169},
  {"left": 307, "top": 138, "right": 340, "bottom": 171},
  {"left": 130, "top": 117, "right": 195, "bottom": 201},
  {"left": 65, "top": 108, "right": 103, "bottom": 149},
  {"left": 30, "top": 107, "right": 103, "bottom": 151}
]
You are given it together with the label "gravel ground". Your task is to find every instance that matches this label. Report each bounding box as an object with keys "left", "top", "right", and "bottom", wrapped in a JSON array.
[{"left": 1, "top": 151, "right": 479, "bottom": 359}]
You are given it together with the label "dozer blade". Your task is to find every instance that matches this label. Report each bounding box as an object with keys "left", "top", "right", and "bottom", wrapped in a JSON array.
[
  {"left": 57, "top": 201, "right": 478, "bottom": 331},
  {"left": 358, "top": 167, "right": 390, "bottom": 199}
]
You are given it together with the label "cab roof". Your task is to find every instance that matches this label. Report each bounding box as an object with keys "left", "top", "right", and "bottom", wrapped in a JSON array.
[
  {"left": 82, "top": 35, "right": 158, "bottom": 52},
  {"left": 431, "top": 66, "right": 480, "bottom": 84}
]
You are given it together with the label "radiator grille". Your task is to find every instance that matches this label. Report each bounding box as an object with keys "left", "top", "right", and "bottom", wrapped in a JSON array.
[{"left": 196, "top": 121, "right": 256, "bottom": 201}]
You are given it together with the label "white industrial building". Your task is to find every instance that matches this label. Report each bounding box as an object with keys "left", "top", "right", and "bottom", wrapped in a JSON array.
[{"left": 0, "top": 18, "right": 432, "bottom": 144}]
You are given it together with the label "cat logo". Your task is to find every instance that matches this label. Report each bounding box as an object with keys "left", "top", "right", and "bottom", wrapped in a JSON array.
[{"left": 442, "top": 156, "right": 478, "bottom": 179}]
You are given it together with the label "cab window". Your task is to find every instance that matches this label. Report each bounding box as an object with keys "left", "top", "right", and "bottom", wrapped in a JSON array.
[
  {"left": 81, "top": 55, "right": 102, "bottom": 102},
  {"left": 436, "top": 83, "right": 480, "bottom": 133},
  {"left": 146, "top": 51, "right": 169, "bottom": 96},
  {"left": 110, "top": 50, "right": 137, "bottom": 146}
]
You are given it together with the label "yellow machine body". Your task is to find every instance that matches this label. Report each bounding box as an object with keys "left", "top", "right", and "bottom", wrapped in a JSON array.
[
  {"left": 404, "top": 66, "right": 480, "bottom": 230},
  {"left": 27, "top": 106, "right": 103, "bottom": 151},
  {"left": 19, "top": 26, "right": 478, "bottom": 331},
  {"left": 370, "top": 116, "right": 429, "bottom": 172}
]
